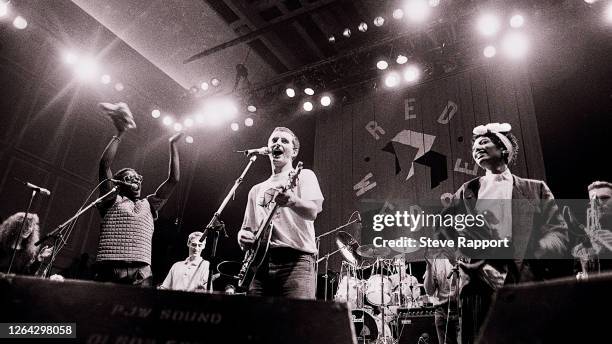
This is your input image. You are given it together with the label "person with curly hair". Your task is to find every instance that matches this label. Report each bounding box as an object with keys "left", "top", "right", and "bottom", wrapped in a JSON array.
[{"left": 0, "top": 212, "right": 52, "bottom": 275}]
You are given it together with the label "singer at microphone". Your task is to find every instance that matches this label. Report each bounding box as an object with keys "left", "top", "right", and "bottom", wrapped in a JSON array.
[{"left": 94, "top": 101, "right": 184, "bottom": 287}]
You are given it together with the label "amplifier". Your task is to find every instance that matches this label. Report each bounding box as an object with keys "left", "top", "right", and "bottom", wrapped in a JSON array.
[
  {"left": 0, "top": 274, "right": 355, "bottom": 344},
  {"left": 396, "top": 308, "right": 438, "bottom": 344}
]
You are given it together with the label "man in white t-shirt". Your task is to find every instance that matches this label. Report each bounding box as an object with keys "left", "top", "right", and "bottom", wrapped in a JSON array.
[
  {"left": 238, "top": 127, "right": 324, "bottom": 299},
  {"left": 160, "top": 232, "right": 210, "bottom": 292}
]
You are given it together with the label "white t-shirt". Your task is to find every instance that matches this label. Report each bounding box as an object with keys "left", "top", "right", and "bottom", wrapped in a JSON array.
[
  {"left": 241, "top": 168, "right": 324, "bottom": 254},
  {"left": 160, "top": 257, "right": 209, "bottom": 292}
]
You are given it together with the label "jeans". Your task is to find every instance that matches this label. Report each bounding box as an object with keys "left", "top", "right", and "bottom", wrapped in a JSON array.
[
  {"left": 435, "top": 302, "right": 460, "bottom": 344},
  {"left": 249, "top": 247, "right": 316, "bottom": 299},
  {"left": 94, "top": 261, "right": 153, "bottom": 287}
]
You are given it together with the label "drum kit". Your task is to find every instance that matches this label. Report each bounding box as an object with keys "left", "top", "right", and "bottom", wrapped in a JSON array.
[{"left": 332, "top": 231, "right": 429, "bottom": 344}]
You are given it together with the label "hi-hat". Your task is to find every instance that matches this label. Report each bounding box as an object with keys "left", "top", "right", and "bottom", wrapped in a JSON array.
[{"left": 356, "top": 245, "right": 391, "bottom": 258}]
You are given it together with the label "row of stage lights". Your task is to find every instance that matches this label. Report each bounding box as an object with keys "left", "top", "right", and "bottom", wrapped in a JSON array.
[
  {"left": 0, "top": 1, "right": 28, "bottom": 29},
  {"left": 284, "top": 87, "right": 333, "bottom": 112},
  {"left": 62, "top": 52, "right": 127, "bottom": 91}
]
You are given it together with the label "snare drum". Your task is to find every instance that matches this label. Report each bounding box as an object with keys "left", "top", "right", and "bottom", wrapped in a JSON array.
[{"left": 366, "top": 274, "right": 392, "bottom": 305}]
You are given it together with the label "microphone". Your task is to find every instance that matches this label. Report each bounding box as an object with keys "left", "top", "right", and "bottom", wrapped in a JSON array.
[
  {"left": 236, "top": 147, "right": 271, "bottom": 156},
  {"left": 357, "top": 212, "right": 362, "bottom": 223},
  {"left": 24, "top": 182, "right": 51, "bottom": 196},
  {"left": 110, "top": 179, "right": 139, "bottom": 191}
]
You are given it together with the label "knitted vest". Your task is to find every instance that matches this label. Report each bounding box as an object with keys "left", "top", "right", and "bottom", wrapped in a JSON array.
[{"left": 97, "top": 195, "right": 154, "bottom": 264}]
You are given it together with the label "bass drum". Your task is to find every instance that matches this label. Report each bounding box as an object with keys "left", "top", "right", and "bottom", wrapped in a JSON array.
[
  {"left": 365, "top": 275, "right": 392, "bottom": 305},
  {"left": 351, "top": 310, "right": 378, "bottom": 343}
]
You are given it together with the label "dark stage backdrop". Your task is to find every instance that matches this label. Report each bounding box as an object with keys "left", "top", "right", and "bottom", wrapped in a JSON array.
[{"left": 313, "top": 64, "right": 545, "bottom": 270}]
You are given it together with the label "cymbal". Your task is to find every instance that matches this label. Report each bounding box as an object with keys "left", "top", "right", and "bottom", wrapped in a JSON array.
[
  {"left": 335, "top": 231, "right": 363, "bottom": 266},
  {"left": 356, "top": 245, "right": 391, "bottom": 258},
  {"left": 390, "top": 245, "right": 421, "bottom": 254}
]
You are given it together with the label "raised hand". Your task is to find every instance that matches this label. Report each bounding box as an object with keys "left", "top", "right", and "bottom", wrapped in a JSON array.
[{"left": 169, "top": 132, "right": 184, "bottom": 144}]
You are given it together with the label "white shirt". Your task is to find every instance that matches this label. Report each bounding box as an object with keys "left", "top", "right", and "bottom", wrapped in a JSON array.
[
  {"left": 476, "top": 169, "right": 513, "bottom": 240},
  {"left": 160, "top": 257, "right": 209, "bottom": 292}
]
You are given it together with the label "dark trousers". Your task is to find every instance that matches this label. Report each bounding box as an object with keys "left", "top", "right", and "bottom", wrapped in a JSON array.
[
  {"left": 248, "top": 247, "right": 316, "bottom": 299},
  {"left": 435, "top": 302, "right": 460, "bottom": 344},
  {"left": 94, "top": 261, "right": 152, "bottom": 287}
]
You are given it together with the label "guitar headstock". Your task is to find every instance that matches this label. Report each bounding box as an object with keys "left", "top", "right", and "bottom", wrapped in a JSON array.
[{"left": 286, "top": 161, "right": 303, "bottom": 190}]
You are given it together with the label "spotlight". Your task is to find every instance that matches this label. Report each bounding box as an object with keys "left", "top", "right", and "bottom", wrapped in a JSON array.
[
  {"left": 163, "top": 116, "right": 174, "bottom": 126},
  {"left": 483, "top": 45, "right": 496, "bottom": 58},
  {"left": 405, "top": 0, "right": 430, "bottom": 22},
  {"left": 200, "top": 82, "right": 209, "bottom": 91},
  {"left": 195, "top": 113, "right": 205, "bottom": 123},
  {"left": 211, "top": 78, "right": 221, "bottom": 87},
  {"left": 231, "top": 123, "right": 239, "bottom": 131},
  {"left": 189, "top": 86, "right": 199, "bottom": 94},
  {"left": 245, "top": 117, "right": 254, "bottom": 127},
  {"left": 151, "top": 109, "right": 161, "bottom": 118},
  {"left": 510, "top": 15, "right": 524, "bottom": 28},
  {"left": 184, "top": 118, "right": 194, "bottom": 127},
  {"left": 320, "top": 95, "right": 332, "bottom": 107},
  {"left": 0, "top": 2, "right": 8, "bottom": 17},
  {"left": 384, "top": 72, "right": 401, "bottom": 88},
  {"left": 114, "top": 83, "right": 124, "bottom": 91},
  {"left": 247, "top": 105, "right": 257, "bottom": 112},
  {"left": 343, "top": 28, "right": 351, "bottom": 38},
  {"left": 373, "top": 16, "right": 385, "bottom": 27},
  {"left": 478, "top": 14, "right": 500, "bottom": 36},
  {"left": 75, "top": 58, "right": 98, "bottom": 80},
  {"left": 328, "top": 35, "right": 336, "bottom": 43},
  {"left": 304, "top": 88, "right": 315, "bottom": 96},
  {"left": 185, "top": 136, "right": 194, "bottom": 144},
  {"left": 502, "top": 32, "right": 528, "bottom": 59},
  {"left": 376, "top": 60, "right": 389, "bottom": 70},
  {"left": 606, "top": 3, "right": 612, "bottom": 23},
  {"left": 303, "top": 101, "right": 313, "bottom": 112},
  {"left": 13, "top": 16, "right": 27, "bottom": 29},
  {"left": 64, "top": 52, "right": 78, "bottom": 65},
  {"left": 286, "top": 87, "right": 296, "bottom": 98},
  {"left": 428, "top": 0, "right": 440, "bottom": 7},
  {"left": 396, "top": 55, "right": 408, "bottom": 64},
  {"left": 100, "top": 74, "right": 111, "bottom": 84},
  {"left": 174, "top": 123, "right": 183, "bottom": 132},
  {"left": 393, "top": 9, "right": 404, "bottom": 20},
  {"left": 403, "top": 65, "right": 420, "bottom": 82},
  {"left": 358, "top": 22, "right": 368, "bottom": 32},
  {"left": 584, "top": 0, "right": 596, "bottom": 4}
]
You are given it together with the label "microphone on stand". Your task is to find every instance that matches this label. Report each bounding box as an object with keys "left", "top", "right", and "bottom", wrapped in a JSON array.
[
  {"left": 110, "top": 179, "right": 139, "bottom": 191},
  {"left": 14, "top": 178, "right": 51, "bottom": 196},
  {"left": 236, "top": 147, "right": 271, "bottom": 156}
]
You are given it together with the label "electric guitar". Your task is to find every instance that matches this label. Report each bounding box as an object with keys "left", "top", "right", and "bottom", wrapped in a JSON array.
[{"left": 237, "top": 162, "right": 303, "bottom": 290}]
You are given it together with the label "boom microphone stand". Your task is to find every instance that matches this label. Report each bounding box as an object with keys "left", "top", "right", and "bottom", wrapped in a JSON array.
[
  {"left": 200, "top": 154, "right": 258, "bottom": 292},
  {"left": 7, "top": 189, "right": 39, "bottom": 274}
]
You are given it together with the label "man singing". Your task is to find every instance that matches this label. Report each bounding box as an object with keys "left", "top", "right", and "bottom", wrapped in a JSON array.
[
  {"left": 237, "top": 127, "right": 324, "bottom": 299},
  {"left": 95, "top": 102, "right": 182, "bottom": 287}
]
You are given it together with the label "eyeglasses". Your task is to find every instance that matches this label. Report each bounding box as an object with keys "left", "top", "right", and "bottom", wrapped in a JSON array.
[{"left": 122, "top": 174, "right": 143, "bottom": 184}]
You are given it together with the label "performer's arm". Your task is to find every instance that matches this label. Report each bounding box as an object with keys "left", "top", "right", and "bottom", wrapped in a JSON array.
[
  {"left": 535, "top": 182, "right": 569, "bottom": 258},
  {"left": 276, "top": 169, "right": 324, "bottom": 221},
  {"left": 153, "top": 133, "right": 183, "bottom": 200}
]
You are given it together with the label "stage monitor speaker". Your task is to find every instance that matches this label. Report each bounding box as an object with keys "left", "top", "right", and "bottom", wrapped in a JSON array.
[
  {"left": 478, "top": 272, "right": 612, "bottom": 343},
  {"left": 0, "top": 274, "right": 356, "bottom": 344},
  {"left": 397, "top": 308, "right": 438, "bottom": 344}
]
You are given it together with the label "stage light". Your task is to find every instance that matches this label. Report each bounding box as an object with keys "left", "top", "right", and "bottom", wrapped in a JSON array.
[
  {"left": 303, "top": 101, "right": 313, "bottom": 112},
  {"left": 100, "top": 74, "right": 111, "bottom": 84},
  {"left": 403, "top": 65, "right": 420, "bottom": 82},
  {"left": 405, "top": 0, "right": 430, "bottom": 22},
  {"left": 64, "top": 52, "right": 78, "bottom": 65},
  {"left": 184, "top": 118, "right": 194, "bottom": 127},
  {"left": 328, "top": 35, "right": 336, "bottom": 43},
  {"left": 483, "top": 45, "right": 496, "bottom": 58},
  {"left": 384, "top": 72, "right": 400, "bottom": 88},
  {"left": 502, "top": 32, "right": 528, "bottom": 59},
  {"left": 304, "top": 88, "right": 315, "bottom": 96},
  {"left": 320, "top": 95, "right": 332, "bottom": 107},
  {"left": 151, "top": 109, "right": 161, "bottom": 118},
  {"left": 231, "top": 122, "right": 239, "bottom": 131},
  {"left": 373, "top": 16, "right": 385, "bottom": 27},
  {"left": 185, "top": 136, "right": 194, "bottom": 144},
  {"left": 245, "top": 117, "right": 254, "bottom": 127},
  {"left": 393, "top": 9, "right": 404, "bottom": 20},
  {"left": 13, "top": 16, "right": 27, "bottom": 29},
  {"left": 606, "top": 3, "right": 612, "bottom": 23},
  {"left": 478, "top": 14, "right": 500, "bottom": 36},
  {"left": 286, "top": 87, "right": 296, "bottom": 98},
  {"left": 174, "top": 123, "right": 183, "bottom": 132},
  {"left": 211, "top": 78, "right": 220, "bottom": 87},
  {"left": 201, "top": 98, "right": 238, "bottom": 126},
  {"left": 377, "top": 60, "right": 389, "bottom": 70},
  {"left": 247, "top": 105, "right": 257, "bottom": 112},
  {"left": 75, "top": 58, "right": 98, "bottom": 80},
  {"left": 510, "top": 15, "right": 524, "bottom": 28},
  {"left": 358, "top": 22, "right": 368, "bottom": 32},
  {"left": 189, "top": 86, "right": 199, "bottom": 95},
  {"left": 584, "top": 0, "right": 596, "bottom": 4},
  {"left": 196, "top": 113, "right": 205, "bottom": 123},
  {"left": 343, "top": 28, "right": 351, "bottom": 38},
  {"left": 222, "top": 101, "right": 238, "bottom": 116},
  {"left": 396, "top": 55, "right": 408, "bottom": 64},
  {"left": 0, "top": 2, "right": 8, "bottom": 17},
  {"left": 163, "top": 116, "right": 173, "bottom": 126},
  {"left": 114, "top": 83, "right": 124, "bottom": 91},
  {"left": 428, "top": 0, "right": 440, "bottom": 7},
  {"left": 200, "top": 82, "right": 209, "bottom": 91}
]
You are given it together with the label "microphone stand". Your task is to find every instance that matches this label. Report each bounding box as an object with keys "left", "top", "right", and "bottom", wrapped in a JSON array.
[
  {"left": 200, "top": 154, "right": 258, "bottom": 292},
  {"left": 7, "top": 189, "right": 39, "bottom": 274},
  {"left": 34, "top": 186, "right": 119, "bottom": 277}
]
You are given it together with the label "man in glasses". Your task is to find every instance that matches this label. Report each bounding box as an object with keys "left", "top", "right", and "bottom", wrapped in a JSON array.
[
  {"left": 159, "top": 232, "right": 210, "bottom": 292},
  {"left": 94, "top": 102, "right": 182, "bottom": 287}
]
